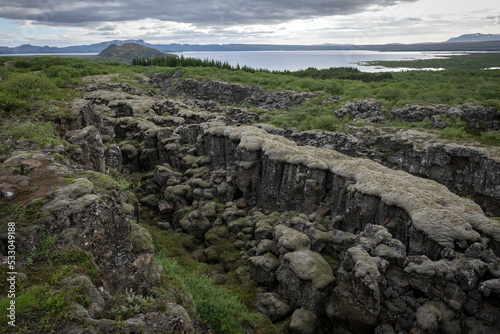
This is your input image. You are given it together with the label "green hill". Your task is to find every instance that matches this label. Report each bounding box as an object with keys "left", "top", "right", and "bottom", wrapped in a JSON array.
[{"left": 98, "top": 43, "right": 165, "bottom": 61}]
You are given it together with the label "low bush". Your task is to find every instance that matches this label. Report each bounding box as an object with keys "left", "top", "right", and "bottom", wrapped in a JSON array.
[
  {"left": 0, "top": 91, "right": 29, "bottom": 113},
  {"left": 441, "top": 120, "right": 473, "bottom": 139},
  {"left": 0, "top": 285, "right": 70, "bottom": 330},
  {"left": 3, "top": 122, "right": 62, "bottom": 147},
  {"left": 1, "top": 73, "right": 61, "bottom": 99}
]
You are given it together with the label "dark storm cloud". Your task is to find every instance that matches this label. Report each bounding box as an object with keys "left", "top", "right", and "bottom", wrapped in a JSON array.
[{"left": 0, "top": 0, "right": 419, "bottom": 26}]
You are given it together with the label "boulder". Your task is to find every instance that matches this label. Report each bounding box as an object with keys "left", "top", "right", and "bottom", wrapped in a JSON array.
[
  {"left": 277, "top": 249, "right": 334, "bottom": 314},
  {"left": 131, "top": 223, "right": 154, "bottom": 254},
  {"left": 335, "top": 99, "right": 383, "bottom": 122},
  {"left": 248, "top": 252, "right": 280, "bottom": 286},
  {"left": 256, "top": 292, "right": 294, "bottom": 323},
  {"left": 273, "top": 224, "right": 311, "bottom": 254},
  {"left": 179, "top": 210, "right": 211, "bottom": 239},
  {"left": 289, "top": 308, "right": 317, "bottom": 334}
]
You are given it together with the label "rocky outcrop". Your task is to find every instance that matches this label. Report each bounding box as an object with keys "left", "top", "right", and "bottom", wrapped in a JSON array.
[
  {"left": 336, "top": 100, "right": 500, "bottom": 131},
  {"left": 391, "top": 104, "right": 500, "bottom": 131},
  {"left": 201, "top": 124, "right": 496, "bottom": 252},
  {"left": 0, "top": 152, "right": 198, "bottom": 333},
  {"left": 276, "top": 125, "right": 500, "bottom": 217},
  {"left": 335, "top": 99, "right": 384, "bottom": 123},
  {"left": 150, "top": 71, "right": 317, "bottom": 111}
]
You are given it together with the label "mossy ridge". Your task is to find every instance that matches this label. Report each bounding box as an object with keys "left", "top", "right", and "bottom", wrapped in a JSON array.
[{"left": 205, "top": 123, "right": 499, "bottom": 248}]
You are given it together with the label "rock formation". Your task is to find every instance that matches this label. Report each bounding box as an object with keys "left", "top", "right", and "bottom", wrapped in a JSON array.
[{"left": 1, "top": 72, "right": 499, "bottom": 333}]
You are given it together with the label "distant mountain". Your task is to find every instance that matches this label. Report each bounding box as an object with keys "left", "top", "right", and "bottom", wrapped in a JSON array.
[
  {"left": 2, "top": 37, "right": 500, "bottom": 54},
  {"left": 98, "top": 43, "right": 164, "bottom": 61},
  {"left": 447, "top": 33, "right": 500, "bottom": 43}
]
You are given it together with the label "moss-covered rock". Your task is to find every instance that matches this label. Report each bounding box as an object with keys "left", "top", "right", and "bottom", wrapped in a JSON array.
[
  {"left": 55, "top": 178, "right": 94, "bottom": 199},
  {"left": 274, "top": 225, "right": 311, "bottom": 253},
  {"left": 256, "top": 292, "right": 294, "bottom": 323},
  {"left": 290, "top": 308, "right": 317, "bottom": 334},
  {"left": 131, "top": 223, "right": 154, "bottom": 254},
  {"left": 282, "top": 249, "right": 335, "bottom": 290},
  {"left": 179, "top": 210, "right": 211, "bottom": 239},
  {"left": 249, "top": 252, "right": 280, "bottom": 285}
]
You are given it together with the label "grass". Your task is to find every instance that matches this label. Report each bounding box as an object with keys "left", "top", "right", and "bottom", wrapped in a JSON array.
[
  {"left": 156, "top": 252, "right": 247, "bottom": 333},
  {"left": 0, "top": 200, "right": 46, "bottom": 231},
  {"left": 143, "top": 223, "right": 276, "bottom": 333},
  {"left": 0, "top": 246, "right": 100, "bottom": 332}
]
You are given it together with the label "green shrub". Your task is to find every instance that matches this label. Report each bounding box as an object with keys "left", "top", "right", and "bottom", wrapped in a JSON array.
[
  {"left": 43, "top": 65, "right": 82, "bottom": 87},
  {"left": 83, "top": 171, "right": 132, "bottom": 195},
  {"left": 3, "top": 122, "right": 61, "bottom": 147},
  {"left": 0, "top": 91, "right": 29, "bottom": 113},
  {"left": 14, "top": 59, "right": 32, "bottom": 69},
  {"left": 442, "top": 120, "right": 473, "bottom": 139},
  {"left": 0, "top": 285, "right": 70, "bottom": 329},
  {"left": 0, "top": 287, "right": 40, "bottom": 326},
  {"left": 2, "top": 73, "right": 60, "bottom": 99}
]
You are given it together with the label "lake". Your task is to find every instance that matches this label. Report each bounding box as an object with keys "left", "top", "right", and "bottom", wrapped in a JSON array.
[
  {"left": 171, "top": 50, "right": 458, "bottom": 72},
  {"left": 5, "top": 50, "right": 460, "bottom": 72}
]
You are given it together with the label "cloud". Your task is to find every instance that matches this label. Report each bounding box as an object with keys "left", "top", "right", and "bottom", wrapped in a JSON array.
[
  {"left": 0, "top": 0, "right": 419, "bottom": 27},
  {"left": 96, "top": 24, "right": 117, "bottom": 31}
]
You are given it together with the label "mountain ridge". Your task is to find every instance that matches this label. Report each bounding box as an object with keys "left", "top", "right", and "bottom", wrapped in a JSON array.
[
  {"left": 2, "top": 35, "right": 500, "bottom": 54},
  {"left": 98, "top": 43, "right": 165, "bottom": 61},
  {"left": 447, "top": 33, "right": 500, "bottom": 43}
]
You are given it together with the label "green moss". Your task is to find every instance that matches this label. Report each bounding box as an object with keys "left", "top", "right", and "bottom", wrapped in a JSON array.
[
  {"left": 243, "top": 312, "right": 281, "bottom": 334},
  {"left": 131, "top": 223, "right": 154, "bottom": 254},
  {"left": 83, "top": 171, "right": 131, "bottom": 195},
  {"left": 323, "top": 255, "right": 341, "bottom": 266},
  {"left": 0, "top": 285, "right": 74, "bottom": 332},
  {"left": 0, "top": 200, "right": 46, "bottom": 230}
]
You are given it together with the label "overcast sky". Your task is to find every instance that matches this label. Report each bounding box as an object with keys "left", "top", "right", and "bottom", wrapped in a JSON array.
[{"left": 0, "top": 0, "right": 499, "bottom": 47}]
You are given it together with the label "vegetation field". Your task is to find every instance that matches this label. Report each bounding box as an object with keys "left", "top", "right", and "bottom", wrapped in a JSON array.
[{"left": 1, "top": 53, "right": 499, "bottom": 143}]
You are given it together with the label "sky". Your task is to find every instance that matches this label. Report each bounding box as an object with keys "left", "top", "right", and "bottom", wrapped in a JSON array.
[{"left": 0, "top": 0, "right": 499, "bottom": 47}]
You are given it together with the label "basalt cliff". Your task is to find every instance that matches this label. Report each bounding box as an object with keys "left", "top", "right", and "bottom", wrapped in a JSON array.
[{"left": 1, "top": 72, "right": 499, "bottom": 333}]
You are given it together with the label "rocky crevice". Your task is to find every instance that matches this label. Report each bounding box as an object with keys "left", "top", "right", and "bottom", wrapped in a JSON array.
[
  {"left": 60, "top": 78, "right": 500, "bottom": 333},
  {"left": 3, "top": 76, "right": 500, "bottom": 333}
]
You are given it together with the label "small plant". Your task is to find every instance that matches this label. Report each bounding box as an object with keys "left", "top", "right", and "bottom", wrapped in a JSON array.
[
  {"left": 109, "top": 288, "right": 156, "bottom": 320},
  {"left": 481, "top": 130, "right": 500, "bottom": 143},
  {"left": 38, "top": 226, "right": 55, "bottom": 259},
  {"left": 51, "top": 248, "right": 99, "bottom": 282},
  {"left": 83, "top": 171, "right": 133, "bottom": 195},
  {"left": 53, "top": 152, "right": 64, "bottom": 164}
]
